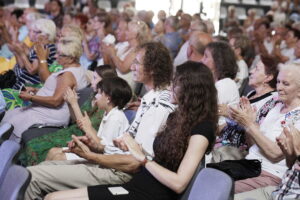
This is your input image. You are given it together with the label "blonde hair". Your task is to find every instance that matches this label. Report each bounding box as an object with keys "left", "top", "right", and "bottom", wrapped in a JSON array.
[
  {"left": 61, "top": 24, "right": 84, "bottom": 42},
  {"left": 129, "top": 20, "right": 151, "bottom": 45},
  {"left": 32, "top": 18, "right": 56, "bottom": 42},
  {"left": 57, "top": 37, "right": 83, "bottom": 59}
]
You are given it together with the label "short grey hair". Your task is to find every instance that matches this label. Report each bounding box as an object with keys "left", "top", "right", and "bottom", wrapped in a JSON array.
[
  {"left": 165, "top": 16, "right": 179, "bottom": 30},
  {"left": 31, "top": 18, "right": 56, "bottom": 42},
  {"left": 279, "top": 63, "right": 300, "bottom": 86}
]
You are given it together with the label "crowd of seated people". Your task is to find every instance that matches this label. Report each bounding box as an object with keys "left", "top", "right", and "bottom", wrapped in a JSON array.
[{"left": 1, "top": 0, "right": 300, "bottom": 199}]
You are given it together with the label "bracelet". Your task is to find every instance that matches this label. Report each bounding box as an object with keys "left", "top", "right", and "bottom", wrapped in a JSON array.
[{"left": 40, "top": 60, "right": 47, "bottom": 64}]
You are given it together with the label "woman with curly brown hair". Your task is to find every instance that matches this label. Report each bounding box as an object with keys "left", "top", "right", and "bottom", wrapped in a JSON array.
[{"left": 45, "top": 61, "right": 218, "bottom": 200}]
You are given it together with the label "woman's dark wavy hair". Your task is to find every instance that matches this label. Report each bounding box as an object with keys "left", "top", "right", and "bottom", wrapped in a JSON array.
[
  {"left": 153, "top": 61, "right": 218, "bottom": 172},
  {"left": 138, "top": 42, "right": 173, "bottom": 89},
  {"left": 260, "top": 55, "right": 279, "bottom": 89},
  {"left": 97, "top": 77, "right": 132, "bottom": 109},
  {"left": 206, "top": 41, "right": 238, "bottom": 80}
]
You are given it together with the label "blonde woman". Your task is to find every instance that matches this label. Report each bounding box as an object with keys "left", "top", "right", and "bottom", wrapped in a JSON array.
[
  {"left": 102, "top": 20, "right": 151, "bottom": 89},
  {"left": 0, "top": 37, "right": 88, "bottom": 143}
]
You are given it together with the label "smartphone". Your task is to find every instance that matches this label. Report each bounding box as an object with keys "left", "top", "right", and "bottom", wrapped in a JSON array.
[{"left": 108, "top": 186, "right": 129, "bottom": 195}]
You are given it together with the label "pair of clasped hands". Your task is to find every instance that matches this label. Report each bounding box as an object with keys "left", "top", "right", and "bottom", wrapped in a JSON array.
[
  {"left": 218, "top": 97, "right": 257, "bottom": 129},
  {"left": 64, "top": 132, "right": 147, "bottom": 163}
]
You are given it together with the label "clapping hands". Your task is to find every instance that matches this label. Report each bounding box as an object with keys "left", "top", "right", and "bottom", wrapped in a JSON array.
[
  {"left": 113, "top": 133, "right": 146, "bottom": 163},
  {"left": 229, "top": 97, "right": 257, "bottom": 128}
]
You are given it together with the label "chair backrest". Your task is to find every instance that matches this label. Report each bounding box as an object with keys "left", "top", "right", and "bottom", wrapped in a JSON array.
[
  {"left": 188, "top": 168, "right": 234, "bottom": 200},
  {"left": 0, "top": 140, "right": 20, "bottom": 185},
  {"left": 78, "top": 87, "right": 94, "bottom": 108},
  {"left": 0, "top": 122, "right": 14, "bottom": 141},
  {"left": 123, "top": 109, "right": 137, "bottom": 125},
  {"left": 0, "top": 111, "right": 5, "bottom": 122},
  {"left": 0, "top": 165, "right": 31, "bottom": 200},
  {"left": 178, "top": 157, "right": 205, "bottom": 200}
]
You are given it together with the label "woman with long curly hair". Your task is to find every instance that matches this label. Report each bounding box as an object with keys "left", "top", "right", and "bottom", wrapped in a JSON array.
[{"left": 45, "top": 61, "right": 218, "bottom": 200}]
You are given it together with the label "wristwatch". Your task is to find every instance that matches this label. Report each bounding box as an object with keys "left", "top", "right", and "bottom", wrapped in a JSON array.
[
  {"left": 40, "top": 60, "right": 47, "bottom": 64},
  {"left": 141, "top": 156, "right": 152, "bottom": 166}
]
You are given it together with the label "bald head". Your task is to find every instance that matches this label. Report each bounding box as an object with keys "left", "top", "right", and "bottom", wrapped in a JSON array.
[
  {"left": 189, "top": 32, "right": 213, "bottom": 55},
  {"left": 187, "top": 32, "right": 213, "bottom": 62},
  {"left": 190, "top": 20, "right": 208, "bottom": 33}
]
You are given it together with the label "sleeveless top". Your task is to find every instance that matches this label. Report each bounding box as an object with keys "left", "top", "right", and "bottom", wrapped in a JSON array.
[{"left": 31, "top": 66, "right": 88, "bottom": 125}]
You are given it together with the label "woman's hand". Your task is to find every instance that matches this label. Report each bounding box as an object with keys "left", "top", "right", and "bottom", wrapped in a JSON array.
[
  {"left": 7, "top": 43, "right": 16, "bottom": 53},
  {"left": 76, "top": 111, "right": 93, "bottom": 133},
  {"left": 102, "top": 43, "right": 116, "bottom": 57},
  {"left": 19, "top": 91, "right": 33, "bottom": 101},
  {"left": 123, "top": 133, "right": 146, "bottom": 162},
  {"left": 25, "top": 87, "right": 38, "bottom": 95},
  {"left": 9, "top": 26, "right": 18, "bottom": 42},
  {"left": 276, "top": 127, "right": 295, "bottom": 158},
  {"left": 113, "top": 135, "right": 129, "bottom": 152},
  {"left": 290, "top": 125, "right": 300, "bottom": 156},
  {"left": 78, "top": 135, "right": 102, "bottom": 153},
  {"left": 34, "top": 39, "right": 49, "bottom": 61},
  {"left": 218, "top": 104, "right": 229, "bottom": 117},
  {"left": 63, "top": 87, "right": 78, "bottom": 105},
  {"left": 229, "top": 97, "right": 256, "bottom": 128}
]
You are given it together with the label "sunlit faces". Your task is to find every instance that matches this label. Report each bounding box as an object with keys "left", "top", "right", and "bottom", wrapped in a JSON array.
[
  {"left": 55, "top": 46, "right": 71, "bottom": 65},
  {"left": 201, "top": 48, "right": 215, "bottom": 72},
  {"left": 116, "top": 21, "right": 128, "bottom": 42},
  {"left": 29, "top": 27, "right": 41, "bottom": 42},
  {"left": 86, "top": 19, "right": 94, "bottom": 32},
  {"left": 125, "top": 23, "right": 138, "bottom": 41},
  {"left": 284, "top": 31, "right": 297, "bottom": 45},
  {"left": 130, "top": 50, "right": 149, "bottom": 84},
  {"left": 91, "top": 72, "right": 102, "bottom": 92},
  {"left": 63, "top": 14, "right": 72, "bottom": 27},
  {"left": 277, "top": 69, "right": 300, "bottom": 104},
  {"left": 154, "top": 20, "right": 164, "bottom": 34},
  {"left": 249, "top": 60, "right": 268, "bottom": 87},
  {"left": 50, "top": 0, "right": 60, "bottom": 13},
  {"left": 94, "top": 89, "right": 110, "bottom": 110},
  {"left": 92, "top": 16, "right": 105, "bottom": 31},
  {"left": 57, "top": 27, "right": 70, "bottom": 39}
]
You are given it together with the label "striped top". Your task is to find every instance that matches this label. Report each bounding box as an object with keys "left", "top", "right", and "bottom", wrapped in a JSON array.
[
  {"left": 13, "top": 43, "right": 56, "bottom": 90},
  {"left": 128, "top": 89, "right": 176, "bottom": 156}
]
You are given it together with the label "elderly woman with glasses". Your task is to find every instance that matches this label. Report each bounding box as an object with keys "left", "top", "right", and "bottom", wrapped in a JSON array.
[
  {"left": 5, "top": 18, "right": 57, "bottom": 90},
  {"left": 0, "top": 37, "right": 88, "bottom": 143}
]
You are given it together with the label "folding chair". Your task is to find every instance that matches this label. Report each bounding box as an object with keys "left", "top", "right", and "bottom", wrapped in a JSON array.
[{"left": 188, "top": 168, "right": 234, "bottom": 200}]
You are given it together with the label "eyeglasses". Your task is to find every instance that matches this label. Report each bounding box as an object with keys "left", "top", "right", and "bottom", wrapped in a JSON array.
[
  {"left": 57, "top": 53, "right": 69, "bottom": 57},
  {"left": 33, "top": 30, "right": 42, "bottom": 34}
]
